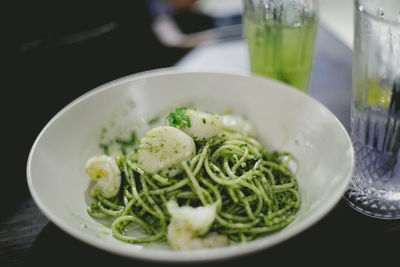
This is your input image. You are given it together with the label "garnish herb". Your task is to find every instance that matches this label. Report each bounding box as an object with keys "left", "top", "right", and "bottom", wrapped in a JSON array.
[{"left": 167, "top": 107, "right": 191, "bottom": 128}]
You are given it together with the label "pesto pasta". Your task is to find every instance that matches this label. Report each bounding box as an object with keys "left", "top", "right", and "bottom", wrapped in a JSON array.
[{"left": 85, "top": 108, "right": 300, "bottom": 249}]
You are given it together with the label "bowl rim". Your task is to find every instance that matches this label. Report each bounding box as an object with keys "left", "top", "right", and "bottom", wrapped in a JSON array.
[{"left": 26, "top": 67, "right": 354, "bottom": 262}]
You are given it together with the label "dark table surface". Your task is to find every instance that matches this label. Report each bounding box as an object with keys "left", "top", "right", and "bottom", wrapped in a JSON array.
[{"left": 3, "top": 22, "right": 400, "bottom": 266}]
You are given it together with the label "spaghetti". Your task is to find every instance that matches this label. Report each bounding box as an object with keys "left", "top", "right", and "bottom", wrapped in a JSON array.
[{"left": 87, "top": 125, "right": 300, "bottom": 246}]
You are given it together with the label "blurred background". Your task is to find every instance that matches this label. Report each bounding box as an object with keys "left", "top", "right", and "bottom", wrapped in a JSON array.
[
  {"left": 5, "top": 0, "right": 243, "bottom": 212},
  {"left": 3, "top": 0, "right": 354, "bottom": 262},
  {"left": 1, "top": 1, "right": 366, "bottom": 266},
  {"left": 5, "top": 0, "right": 354, "bottom": 214},
  {"left": 6, "top": 0, "right": 352, "bottom": 206},
  {"left": 4, "top": 0, "right": 354, "bottom": 217}
]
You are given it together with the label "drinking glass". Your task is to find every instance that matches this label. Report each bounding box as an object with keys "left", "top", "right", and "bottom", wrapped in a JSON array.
[
  {"left": 344, "top": 0, "right": 400, "bottom": 219},
  {"left": 242, "top": 0, "right": 318, "bottom": 92}
]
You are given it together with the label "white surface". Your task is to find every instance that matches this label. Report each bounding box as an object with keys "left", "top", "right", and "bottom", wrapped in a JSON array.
[
  {"left": 319, "top": 0, "right": 354, "bottom": 48},
  {"left": 195, "top": 0, "right": 243, "bottom": 17},
  {"left": 27, "top": 68, "right": 354, "bottom": 262},
  {"left": 176, "top": 39, "right": 250, "bottom": 72}
]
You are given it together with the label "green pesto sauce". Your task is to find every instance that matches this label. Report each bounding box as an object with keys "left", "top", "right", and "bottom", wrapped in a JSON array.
[
  {"left": 148, "top": 116, "right": 160, "bottom": 125},
  {"left": 99, "top": 128, "right": 137, "bottom": 155}
]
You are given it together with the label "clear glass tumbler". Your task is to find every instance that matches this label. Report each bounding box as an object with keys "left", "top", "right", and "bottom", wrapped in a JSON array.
[
  {"left": 344, "top": 0, "right": 400, "bottom": 219},
  {"left": 242, "top": 0, "right": 318, "bottom": 92}
]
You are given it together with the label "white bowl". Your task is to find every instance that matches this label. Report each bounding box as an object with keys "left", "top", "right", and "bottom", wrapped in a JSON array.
[{"left": 27, "top": 68, "right": 354, "bottom": 262}]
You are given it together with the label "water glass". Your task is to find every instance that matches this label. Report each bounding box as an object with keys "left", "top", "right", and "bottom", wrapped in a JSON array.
[
  {"left": 242, "top": 0, "right": 318, "bottom": 92},
  {"left": 344, "top": 0, "right": 400, "bottom": 219}
]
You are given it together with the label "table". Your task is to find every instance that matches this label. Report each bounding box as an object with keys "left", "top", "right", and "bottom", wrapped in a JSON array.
[{"left": 2, "top": 25, "right": 400, "bottom": 267}]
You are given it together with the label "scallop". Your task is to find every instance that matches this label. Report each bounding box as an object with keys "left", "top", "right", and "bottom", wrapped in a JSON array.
[
  {"left": 167, "top": 200, "right": 216, "bottom": 235},
  {"left": 85, "top": 155, "right": 121, "bottom": 198},
  {"left": 221, "top": 114, "right": 255, "bottom": 136},
  {"left": 182, "top": 109, "right": 222, "bottom": 141},
  {"left": 137, "top": 126, "right": 196, "bottom": 174},
  {"left": 166, "top": 200, "right": 229, "bottom": 250}
]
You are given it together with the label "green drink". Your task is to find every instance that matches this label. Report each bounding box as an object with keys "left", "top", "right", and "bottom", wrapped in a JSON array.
[{"left": 243, "top": 0, "right": 318, "bottom": 92}]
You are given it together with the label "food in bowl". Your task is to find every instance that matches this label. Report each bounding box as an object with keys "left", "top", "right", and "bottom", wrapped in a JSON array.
[
  {"left": 27, "top": 70, "right": 354, "bottom": 261},
  {"left": 85, "top": 108, "right": 300, "bottom": 250}
]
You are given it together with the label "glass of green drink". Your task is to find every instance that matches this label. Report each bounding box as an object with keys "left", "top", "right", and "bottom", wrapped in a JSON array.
[{"left": 242, "top": 0, "right": 318, "bottom": 92}]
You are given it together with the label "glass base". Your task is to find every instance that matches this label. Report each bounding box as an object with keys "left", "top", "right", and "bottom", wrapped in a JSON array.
[{"left": 344, "top": 185, "right": 400, "bottom": 219}]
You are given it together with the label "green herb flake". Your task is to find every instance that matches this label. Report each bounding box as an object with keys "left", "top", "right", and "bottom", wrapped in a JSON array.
[
  {"left": 167, "top": 107, "right": 191, "bottom": 128},
  {"left": 99, "top": 142, "right": 111, "bottom": 155},
  {"left": 115, "top": 131, "right": 137, "bottom": 155},
  {"left": 148, "top": 116, "right": 160, "bottom": 125}
]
